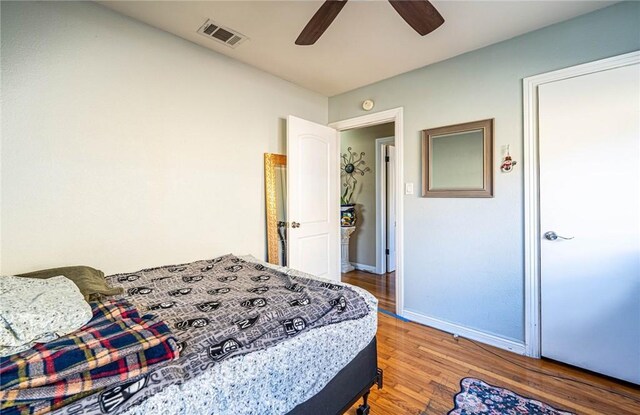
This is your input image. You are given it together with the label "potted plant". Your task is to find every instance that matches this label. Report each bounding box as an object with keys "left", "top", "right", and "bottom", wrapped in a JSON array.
[{"left": 341, "top": 183, "right": 357, "bottom": 227}]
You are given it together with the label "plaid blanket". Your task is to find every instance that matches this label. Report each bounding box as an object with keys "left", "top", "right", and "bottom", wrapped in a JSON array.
[{"left": 0, "top": 300, "right": 179, "bottom": 415}]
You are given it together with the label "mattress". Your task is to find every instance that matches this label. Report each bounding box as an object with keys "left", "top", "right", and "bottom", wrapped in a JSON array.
[{"left": 52, "top": 255, "right": 378, "bottom": 415}]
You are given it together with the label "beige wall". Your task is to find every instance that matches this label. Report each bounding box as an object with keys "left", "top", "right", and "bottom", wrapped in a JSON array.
[
  {"left": 0, "top": 1, "right": 327, "bottom": 275},
  {"left": 340, "top": 123, "right": 394, "bottom": 268}
]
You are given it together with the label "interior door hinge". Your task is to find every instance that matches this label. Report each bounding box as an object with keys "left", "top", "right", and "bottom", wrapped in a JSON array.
[
  {"left": 385, "top": 156, "right": 390, "bottom": 162},
  {"left": 385, "top": 248, "right": 390, "bottom": 255}
]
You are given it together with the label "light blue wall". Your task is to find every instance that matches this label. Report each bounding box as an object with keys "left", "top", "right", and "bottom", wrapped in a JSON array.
[{"left": 329, "top": 2, "right": 640, "bottom": 343}]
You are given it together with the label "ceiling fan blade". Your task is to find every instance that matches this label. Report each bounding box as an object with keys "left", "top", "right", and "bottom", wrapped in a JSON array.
[
  {"left": 296, "top": 0, "right": 348, "bottom": 45},
  {"left": 388, "top": 0, "right": 444, "bottom": 36}
]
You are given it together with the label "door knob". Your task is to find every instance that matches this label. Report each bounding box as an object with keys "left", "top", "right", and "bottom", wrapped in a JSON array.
[
  {"left": 291, "top": 222, "right": 300, "bottom": 228},
  {"left": 544, "top": 231, "right": 574, "bottom": 241}
]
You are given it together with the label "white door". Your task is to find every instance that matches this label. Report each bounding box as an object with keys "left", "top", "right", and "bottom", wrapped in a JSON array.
[
  {"left": 539, "top": 63, "right": 640, "bottom": 384},
  {"left": 386, "top": 145, "right": 397, "bottom": 272},
  {"left": 287, "top": 116, "right": 340, "bottom": 281}
]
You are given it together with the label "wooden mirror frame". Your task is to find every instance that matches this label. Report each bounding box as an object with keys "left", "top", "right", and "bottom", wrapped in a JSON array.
[
  {"left": 264, "top": 153, "right": 287, "bottom": 264},
  {"left": 421, "top": 119, "right": 494, "bottom": 198}
]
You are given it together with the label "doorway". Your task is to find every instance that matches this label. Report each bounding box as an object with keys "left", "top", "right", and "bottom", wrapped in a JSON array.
[
  {"left": 376, "top": 137, "right": 397, "bottom": 274},
  {"left": 339, "top": 123, "right": 395, "bottom": 313},
  {"left": 285, "top": 108, "right": 404, "bottom": 315},
  {"left": 330, "top": 109, "right": 403, "bottom": 316}
]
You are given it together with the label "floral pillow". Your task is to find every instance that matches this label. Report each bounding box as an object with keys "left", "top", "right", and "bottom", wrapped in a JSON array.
[{"left": 0, "top": 275, "right": 93, "bottom": 357}]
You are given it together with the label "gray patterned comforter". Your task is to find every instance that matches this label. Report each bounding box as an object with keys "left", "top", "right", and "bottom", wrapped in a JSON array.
[{"left": 52, "top": 254, "right": 370, "bottom": 415}]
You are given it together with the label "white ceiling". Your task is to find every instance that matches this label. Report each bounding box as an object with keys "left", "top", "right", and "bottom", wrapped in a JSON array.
[{"left": 99, "top": 0, "right": 616, "bottom": 96}]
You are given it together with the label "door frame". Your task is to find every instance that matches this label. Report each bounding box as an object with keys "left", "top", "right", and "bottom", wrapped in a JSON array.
[
  {"left": 375, "top": 136, "right": 395, "bottom": 275},
  {"left": 330, "top": 108, "right": 405, "bottom": 315},
  {"left": 522, "top": 51, "right": 640, "bottom": 358}
]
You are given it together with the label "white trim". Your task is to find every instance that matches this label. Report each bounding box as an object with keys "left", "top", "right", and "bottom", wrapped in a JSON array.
[
  {"left": 404, "top": 310, "right": 526, "bottom": 355},
  {"left": 522, "top": 51, "right": 640, "bottom": 358},
  {"left": 375, "top": 136, "right": 395, "bottom": 275},
  {"left": 330, "top": 107, "right": 405, "bottom": 315},
  {"left": 351, "top": 262, "right": 377, "bottom": 274},
  {"left": 523, "top": 67, "right": 541, "bottom": 359}
]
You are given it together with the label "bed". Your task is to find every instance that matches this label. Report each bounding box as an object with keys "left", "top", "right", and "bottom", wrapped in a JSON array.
[{"left": 2, "top": 254, "right": 381, "bottom": 415}]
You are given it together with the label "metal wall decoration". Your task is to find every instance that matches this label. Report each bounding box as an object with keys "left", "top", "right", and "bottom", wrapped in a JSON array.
[{"left": 340, "top": 147, "right": 371, "bottom": 205}]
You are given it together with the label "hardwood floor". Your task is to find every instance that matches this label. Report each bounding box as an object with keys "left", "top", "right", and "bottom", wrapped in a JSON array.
[
  {"left": 342, "top": 271, "right": 639, "bottom": 414},
  {"left": 346, "top": 312, "right": 640, "bottom": 415},
  {"left": 342, "top": 270, "right": 395, "bottom": 313}
]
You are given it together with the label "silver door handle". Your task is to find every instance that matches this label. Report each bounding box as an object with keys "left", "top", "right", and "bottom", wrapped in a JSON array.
[
  {"left": 291, "top": 222, "right": 300, "bottom": 229},
  {"left": 544, "top": 231, "right": 574, "bottom": 241}
]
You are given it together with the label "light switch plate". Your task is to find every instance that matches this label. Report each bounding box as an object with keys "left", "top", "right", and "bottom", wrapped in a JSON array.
[{"left": 405, "top": 183, "right": 414, "bottom": 195}]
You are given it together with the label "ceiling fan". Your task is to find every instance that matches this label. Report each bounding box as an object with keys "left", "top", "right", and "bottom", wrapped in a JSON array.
[{"left": 295, "top": 0, "right": 445, "bottom": 45}]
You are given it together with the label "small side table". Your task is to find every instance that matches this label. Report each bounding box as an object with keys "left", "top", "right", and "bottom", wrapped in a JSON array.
[{"left": 341, "top": 226, "right": 356, "bottom": 273}]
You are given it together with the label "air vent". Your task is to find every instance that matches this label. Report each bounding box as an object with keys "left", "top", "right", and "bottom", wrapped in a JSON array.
[{"left": 197, "top": 19, "right": 248, "bottom": 49}]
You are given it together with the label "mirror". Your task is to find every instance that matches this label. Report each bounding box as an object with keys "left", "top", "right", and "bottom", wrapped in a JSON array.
[
  {"left": 264, "top": 153, "right": 287, "bottom": 265},
  {"left": 421, "top": 119, "right": 494, "bottom": 198}
]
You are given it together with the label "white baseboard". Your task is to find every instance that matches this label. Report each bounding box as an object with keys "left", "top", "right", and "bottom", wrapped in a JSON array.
[
  {"left": 351, "top": 262, "right": 379, "bottom": 274},
  {"left": 402, "top": 309, "right": 526, "bottom": 355}
]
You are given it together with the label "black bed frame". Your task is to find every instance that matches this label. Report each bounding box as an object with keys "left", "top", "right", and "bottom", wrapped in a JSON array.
[{"left": 287, "top": 337, "right": 383, "bottom": 415}]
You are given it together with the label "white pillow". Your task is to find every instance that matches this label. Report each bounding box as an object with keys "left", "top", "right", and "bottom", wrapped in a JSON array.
[{"left": 0, "top": 275, "right": 93, "bottom": 357}]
